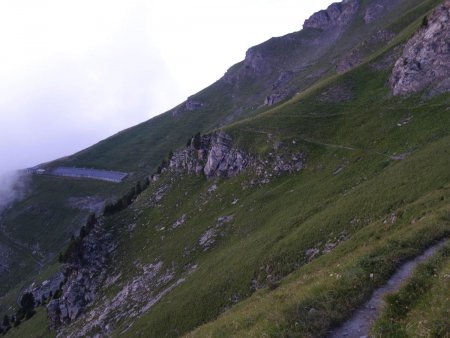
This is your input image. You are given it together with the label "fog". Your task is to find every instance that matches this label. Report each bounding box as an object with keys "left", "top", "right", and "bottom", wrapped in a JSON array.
[
  {"left": 0, "top": 0, "right": 335, "bottom": 205},
  {"left": 0, "top": 171, "right": 30, "bottom": 213}
]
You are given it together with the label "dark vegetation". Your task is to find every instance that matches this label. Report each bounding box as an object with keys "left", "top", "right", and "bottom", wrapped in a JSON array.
[
  {"left": 58, "top": 177, "right": 151, "bottom": 265},
  {"left": 0, "top": 293, "right": 35, "bottom": 334},
  {"left": 103, "top": 179, "right": 149, "bottom": 216}
]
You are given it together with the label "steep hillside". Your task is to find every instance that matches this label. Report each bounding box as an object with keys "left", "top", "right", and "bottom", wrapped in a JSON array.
[
  {"left": 1, "top": 0, "right": 449, "bottom": 336},
  {"left": 3, "top": 0, "right": 437, "bottom": 309}
]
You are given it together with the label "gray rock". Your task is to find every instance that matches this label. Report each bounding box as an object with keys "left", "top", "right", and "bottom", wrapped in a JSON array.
[
  {"left": 303, "top": 0, "right": 359, "bottom": 30},
  {"left": 199, "top": 228, "right": 217, "bottom": 250},
  {"left": 169, "top": 131, "right": 249, "bottom": 178},
  {"left": 390, "top": 1, "right": 450, "bottom": 96},
  {"left": 24, "top": 272, "right": 64, "bottom": 305},
  {"left": 185, "top": 97, "right": 204, "bottom": 111},
  {"left": 264, "top": 92, "right": 288, "bottom": 106},
  {"left": 46, "top": 219, "right": 116, "bottom": 328},
  {"left": 168, "top": 131, "right": 305, "bottom": 188},
  {"left": 47, "top": 299, "right": 63, "bottom": 327},
  {"left": 204, "top": 132, "right": 248, "bottom": 178},
  {"left": 172, "top": 214, "right": 187, "bottom": 229}
]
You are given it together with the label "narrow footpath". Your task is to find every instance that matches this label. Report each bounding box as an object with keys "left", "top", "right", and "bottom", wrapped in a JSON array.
[{"left": 328, "top": 239, "right": 449, "bottom": 338}]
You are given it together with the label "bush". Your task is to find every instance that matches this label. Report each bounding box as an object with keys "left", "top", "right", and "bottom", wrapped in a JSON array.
[
  {"left": 192, "top": 132, "right": 201, "bottom": 149},
  {"left": 2, "top": 315, "right": 9, "bottom": 327},
  {"left": 20, "top": 293, "right": 35, "bottom": 313}
]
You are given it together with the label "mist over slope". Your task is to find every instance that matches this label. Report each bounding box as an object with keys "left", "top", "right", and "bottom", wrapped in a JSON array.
[{"left": 0, "top": 172, "right": 29, "bottom": 213}]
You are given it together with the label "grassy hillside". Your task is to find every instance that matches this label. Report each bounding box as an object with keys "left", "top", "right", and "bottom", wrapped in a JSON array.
[
  {"left": 55, "top": 19, "right": 450, "bottom": 335},
  {"left": 1, "top": 0, "right": 448, "bottom": 335},
  {"left": 125, "top": 68, "right": 450, "bottom": 337}
]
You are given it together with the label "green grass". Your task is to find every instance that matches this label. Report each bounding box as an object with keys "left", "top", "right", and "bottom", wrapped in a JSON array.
[
  {"left": 3, "top": 308, "right": 54, "bottom": 338},
  {"left": 2, "top": 0, "right": 449, "bottom": 335},
  {"left": 63, "top": 56, "right": 450, "bottom": 336},
  {"left": 372, "top": 243, "right": 450, "bottom": 338}
]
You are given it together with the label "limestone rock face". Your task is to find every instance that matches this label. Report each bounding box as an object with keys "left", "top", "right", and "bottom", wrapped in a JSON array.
[
  {"left": 242, "top": 47, "right": 272, "bottom": 77},
  {"left": 46, "top": 220, "right": 115, "bottom": 328},
  {"left": 303, "top": 0, "right": 359, "bottom": 30},
  {"left": 168, "top": 131, "right": 305, "bottom": 188},
  {"left": 390, "top": 1, "right": 450, "bottom": 96},
  {"left": 203, "top": 132, "right": 248, "bottom": 178},
  {"left": 169, "top": 132, "right": 249, "bottom": 178}
]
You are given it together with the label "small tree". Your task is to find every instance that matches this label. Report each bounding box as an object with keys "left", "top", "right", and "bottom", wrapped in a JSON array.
[
  {"left": 135, "top": 181, "right": 142, "bottom": 196},
  {"left": 79, "top": 226, "right": 88, "bottom": 239},
  {"left": 20, "top": 293, "right": 35, "bottom": 313},
  {"left": 192, "top": 132, "right": 201, "bottom": 149},
  {"left": 13, "top": 316, "right": 20, "bottom": 328},
  {"left": 421, "top": 15, "right": 428, "bottom": 27},
  {"left": 2, "top": 314, "right": 10, "bottom": 327},
  {"left": 143, "top": 177, "right": 150, "bottom": 189},
  {"left": 86, "top": 213, "right": 97, "bottom": 230},
  {"left": 53, "top": 289, "right": 62, "bottom": 300}
]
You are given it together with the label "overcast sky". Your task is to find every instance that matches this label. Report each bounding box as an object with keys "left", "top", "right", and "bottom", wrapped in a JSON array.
[{"left": 0, "top": 0, "right": 335, "bottom": 175}]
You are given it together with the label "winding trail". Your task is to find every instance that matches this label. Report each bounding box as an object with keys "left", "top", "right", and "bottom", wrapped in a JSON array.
[
  {"left": 237, "top": 128, "right": 405, "bottom": 161},
  {"left": 328, "top": 239, "right": 449, "bottom": 338}
]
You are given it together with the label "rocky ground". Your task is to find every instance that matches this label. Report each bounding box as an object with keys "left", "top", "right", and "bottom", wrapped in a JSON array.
[{"left": 390, "top": 0, "right": 450, "bottom": 96}]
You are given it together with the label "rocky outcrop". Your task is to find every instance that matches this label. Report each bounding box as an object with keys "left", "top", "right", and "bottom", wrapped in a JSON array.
[
  {"left": 185, "top": 97, "right": 204, "bottom": 111},
  {"left": 171, "top": 97, "right": 204, "bottom": 117},
  {"left": 198, "top": 215, "right": 234, "bottom": 251},
  {"left": 47, "top": 220, "right": 116, "bottom": 328},
  {"left": 24, "top": 273, "right": 65, "bottom": 306},
  {"left": 303, "top": 0, "right": 359, "bottom": 30},
  {"left": 390, "top": 1, "right": 450, "bottom": 96},
  {"left": 169, "top": 132, "right": 250, "bottom": 178},
  {"left": 168, "top": 131, "right": 305, "bottom": 188},
  {"left": 203, "top": 133, "right": 248, "bottom": 177},
  {"left": 264, "top": 92, "right": 288, "bottom": 106}
]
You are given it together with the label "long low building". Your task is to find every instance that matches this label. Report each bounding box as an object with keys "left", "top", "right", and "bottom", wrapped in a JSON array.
[{"left": 50, "top": 167, "right": 128, "bottom": 183}]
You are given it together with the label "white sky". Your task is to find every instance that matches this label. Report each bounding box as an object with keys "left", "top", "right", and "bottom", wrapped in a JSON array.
[{"left": 0, "top": 0, "right": 335, "bottom": 174}]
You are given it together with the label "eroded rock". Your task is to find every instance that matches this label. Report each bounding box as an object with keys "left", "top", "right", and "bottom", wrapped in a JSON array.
[
  {"left": 303, "top": 0, "right": 359, "bottom": 30},
  {"left": 47, "top": 220, "right": 116, "bottom": 328},
  {"left": 169, "top": 132, "right": 249, "bottom": 178},
  {"left": 390, "top": 1, "right": 450, "bottom": 96}
]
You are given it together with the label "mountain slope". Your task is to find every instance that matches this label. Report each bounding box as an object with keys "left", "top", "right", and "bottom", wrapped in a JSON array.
[
  {"left": 3, "top": 0, "right": 437, "bottom": 308},
  {"left": 1, "top": 0, "right": 449, "bottom": 336}
]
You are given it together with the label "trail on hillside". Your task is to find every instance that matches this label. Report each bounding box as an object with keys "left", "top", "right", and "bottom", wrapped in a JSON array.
[
  {"left": 237, "top": 128, "right": 404, "bottom": 161},
  {"left": 328, "top": 239, "right": 449, "bottom": 338}
]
